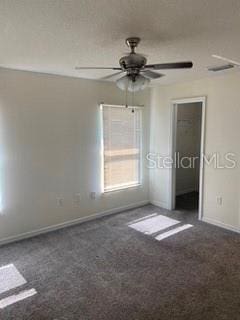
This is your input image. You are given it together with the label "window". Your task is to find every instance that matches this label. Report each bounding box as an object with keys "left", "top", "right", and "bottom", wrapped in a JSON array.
[{"left": 101, "top": 104, "right": 142, "bottom": 192}]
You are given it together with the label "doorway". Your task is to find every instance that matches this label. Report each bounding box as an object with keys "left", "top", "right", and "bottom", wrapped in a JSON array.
[{"left": 169, "top": 97, "right": 206, "bottom": 220}]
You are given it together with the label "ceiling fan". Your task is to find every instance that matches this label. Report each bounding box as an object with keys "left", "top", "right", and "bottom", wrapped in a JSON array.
[{"left": 75, "top": 37, "right": 193, "bottom": 92}]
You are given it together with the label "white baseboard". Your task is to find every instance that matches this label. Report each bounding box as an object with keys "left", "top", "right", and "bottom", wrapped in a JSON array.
[
  {"left": 0, "top": 200, "right": 149, "bottom": 246},
  {"left": 150, "top": 200, "right": 170, "bottom": 210},
  {"left": 202, "top": 217, "right": 239, "bottom": 234}
]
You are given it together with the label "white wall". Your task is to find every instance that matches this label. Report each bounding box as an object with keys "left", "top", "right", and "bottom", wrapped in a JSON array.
[
  {"left": 0, "top": 68, "right": 150, "bottom": 242},
  {"left": 1, "top": 67, "right": 239, "bottom": 242},
  {"left": 150, "top": 72, "right": 240, "bottom": 232},
  {"left": 175, "top": 102, "right": 202, "bottom": 195}
]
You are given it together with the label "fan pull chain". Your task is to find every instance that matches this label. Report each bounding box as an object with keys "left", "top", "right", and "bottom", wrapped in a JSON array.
[
  {"left": 131, "top": 90, "right": 135, "bottom": 113},
  {"left": 125, "top": 86, "right": 128, "bottom": 108}
]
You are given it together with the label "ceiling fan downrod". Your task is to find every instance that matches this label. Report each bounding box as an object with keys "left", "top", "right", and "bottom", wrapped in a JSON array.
[{"left": 125, "top": 37, "right": 141, "bottom": 54}]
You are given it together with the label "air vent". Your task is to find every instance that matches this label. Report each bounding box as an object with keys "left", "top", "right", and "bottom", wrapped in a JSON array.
[{"left": 208, "top": 64, "right": 234, "bottom": 72}]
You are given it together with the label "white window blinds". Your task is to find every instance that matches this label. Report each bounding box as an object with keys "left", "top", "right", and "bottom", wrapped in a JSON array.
[{"left": 102, "top": 105, "right": 142, "bottom": 192}]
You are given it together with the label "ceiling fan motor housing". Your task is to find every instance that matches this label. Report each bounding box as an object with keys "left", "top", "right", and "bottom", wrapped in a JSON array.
[{"left": 119, "top": 53, "right": 147, "bottom": 71}]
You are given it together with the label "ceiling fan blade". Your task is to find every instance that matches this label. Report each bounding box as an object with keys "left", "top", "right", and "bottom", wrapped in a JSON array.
[
  {"left": 145, "top": 61, "right": 193, "bottom": 70},
  {"left": 141, "top": 70, "right": 164, "bottom": 79},
  {"left": 101, "top": 71, "right": 124, "bottom": 81},
  {"left": 212, "top": 55, "right": 240, "bottom": 66},
  {"left": 75, "top": 66, "right": 121, "bottom": 70}
]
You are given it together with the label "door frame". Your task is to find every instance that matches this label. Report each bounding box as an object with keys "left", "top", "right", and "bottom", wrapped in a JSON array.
[{"left": 169, "top": 96, "right": 206, "bottom": 220}]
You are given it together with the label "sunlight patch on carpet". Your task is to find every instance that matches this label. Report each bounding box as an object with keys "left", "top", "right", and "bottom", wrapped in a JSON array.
[
  {"left": 128, "top": 213, "right": 158, "bottom": 225},
  {"left": 0, "top": 288, "right": 37, "bottom": 309},
  {"left": 0, "top": 264, "right": 27, "bottom": 295},
  {"left": 128, "top": 214, "right": 180, "bottom": 235},
  {"left": 155, "top": 224, "right": 193, "bottom": 241}
]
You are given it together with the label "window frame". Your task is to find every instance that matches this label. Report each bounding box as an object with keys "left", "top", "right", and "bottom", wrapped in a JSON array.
[{"left": 100, "top": 104, "right": 143, "bottom": 193}]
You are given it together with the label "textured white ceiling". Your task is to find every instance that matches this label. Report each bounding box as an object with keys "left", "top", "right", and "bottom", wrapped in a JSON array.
[{"left": 0, "top": 0, "right": 240, "bottom": 85}]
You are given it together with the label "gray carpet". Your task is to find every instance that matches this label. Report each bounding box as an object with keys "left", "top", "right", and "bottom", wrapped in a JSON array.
[{"left": 0, "top": 204, "right": 239, "bottom": 319}]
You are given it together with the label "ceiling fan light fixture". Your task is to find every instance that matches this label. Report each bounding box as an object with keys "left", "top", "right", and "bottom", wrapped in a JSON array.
[{"left": 116, "top": 74, "right": 150, "bottom": 92}]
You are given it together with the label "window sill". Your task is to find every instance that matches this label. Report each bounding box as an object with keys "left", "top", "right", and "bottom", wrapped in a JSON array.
[{"left": 103, "top": 183, "right": 142, "bottom": 194}]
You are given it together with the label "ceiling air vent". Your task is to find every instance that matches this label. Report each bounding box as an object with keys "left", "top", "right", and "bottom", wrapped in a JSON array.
[{"left": 208, "top": 64, "right": 234, "bottom": 72}]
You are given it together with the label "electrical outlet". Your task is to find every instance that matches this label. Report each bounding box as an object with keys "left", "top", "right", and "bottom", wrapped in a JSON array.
[
  {"left": 216, "top": 196, "right": 222, "bottom": 206},
  {"left": 90, "top": 192, "right": 96, "bottom": 199},
  {"left": 56, "top": 197, "right": 63, "bottom": 207}
]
